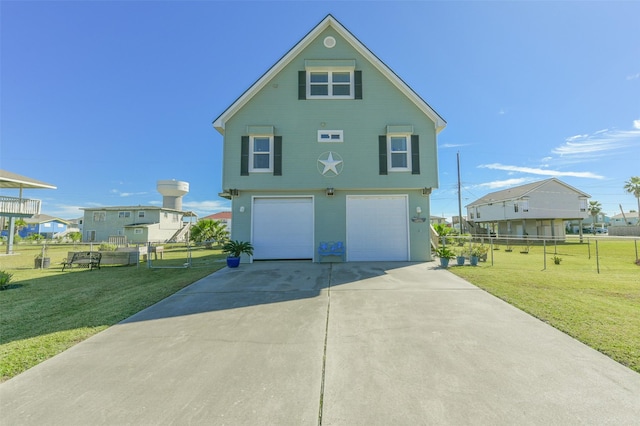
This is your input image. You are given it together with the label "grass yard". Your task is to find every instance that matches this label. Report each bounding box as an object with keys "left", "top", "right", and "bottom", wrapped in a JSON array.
[
  {"left": 0, "top": 244, "right": 226, "bottom": 382},
  {"left": 449, "top": 238, "right": 640, "bottom": 373}
]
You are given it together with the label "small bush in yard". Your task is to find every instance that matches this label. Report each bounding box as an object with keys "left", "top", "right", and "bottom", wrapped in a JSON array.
[
  {"left": 0, "top": 271, "right": 13, "bottom": 290},
  {"left": 98, "top": 243, "right": 118, "bottom": 251}
]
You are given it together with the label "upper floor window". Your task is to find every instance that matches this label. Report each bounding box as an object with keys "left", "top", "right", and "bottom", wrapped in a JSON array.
[
  {"left": 118, "top": 211, "right": 131, "bottom": 219},
  {"left": 93, "top": 212, "right": 106, "bottom": 222},
  {"left": 138, "top": 211, "right": 145, "bottom": 218},
  {"left": 250, "top": 136, "right": 273, "bottom": 172},
  {"left": 388, "top": 134, "right": 412, "bottom": 171},
  {"left": 579, "top": 198, "right": 587, "bottom": 212},
  {"left": 308, "top": 70, "right": 354, "bottom": 99}
]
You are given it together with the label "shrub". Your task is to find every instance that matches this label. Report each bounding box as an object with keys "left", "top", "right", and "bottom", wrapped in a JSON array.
[
  {"left": 98, "top": 243, "right": 118, "bottom": 251},
  {"left": 0, "top": 270, "right": 13, "bottom": 290}
]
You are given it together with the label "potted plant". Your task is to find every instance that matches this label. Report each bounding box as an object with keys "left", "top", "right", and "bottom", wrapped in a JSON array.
[
  {"left": 222, "top": 240, "right": 254, "bottom": 268},
  {"left": 434, "top": 246, "right": 455, "bottom": 268},
  {"left": 455, "top": 248, "right": 466, "bottom": 266},
  {"left": 469, "top": 245, "right": 485, "bottom": 266}
]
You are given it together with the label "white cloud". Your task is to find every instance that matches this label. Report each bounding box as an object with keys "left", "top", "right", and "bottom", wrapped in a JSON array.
[
  {"left": 439, "top": 143, "right": 469, "bottom": 149},
  {"left": 479, "top": 163, "right": 604, "bottom": 179},
  {"left": 498, "top": 108, "right": 507, "bottom": 115},
  {"left": 552, "top": 121, "right": 640, "bottom": 157},
  {"left": 475, "top": 178, "right": 533, "bottom": 190},
  {"left": 626, "top": 73, "right": 640, "bottom": 80},
  {"left": 182, "top": 200, "right": 230, "bottom": 216},
  {"left": 120, "top": 191, "right": 148, "bottom": 197}
]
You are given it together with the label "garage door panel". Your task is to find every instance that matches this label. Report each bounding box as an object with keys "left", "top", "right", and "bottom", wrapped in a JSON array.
[
  {"left": 253, "top": 197, "right": 314, "bottom": 260},
  {"left": 347, "top": 196, "right": 408, "bottom": 261}
]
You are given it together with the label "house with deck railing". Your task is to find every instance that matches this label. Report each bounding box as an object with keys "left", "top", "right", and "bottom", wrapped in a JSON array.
[{"left": 0, "top": 170, "right": 57, "bottom": 254}]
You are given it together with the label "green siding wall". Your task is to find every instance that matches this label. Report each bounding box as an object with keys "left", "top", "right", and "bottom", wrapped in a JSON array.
[{"left": 222, "top": 27, "right": 438, "bottom": 193}]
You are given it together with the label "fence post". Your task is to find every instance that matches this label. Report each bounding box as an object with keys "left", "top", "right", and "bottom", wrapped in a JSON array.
[
  {"left": 595, "top": 240, "right": 600, "bottom": 274},
  {"left": 490, "top": 237, "right": 494, "bottom": 266},
  {"left": 543, "top": 239, "right": 547, "bottom": 270}
]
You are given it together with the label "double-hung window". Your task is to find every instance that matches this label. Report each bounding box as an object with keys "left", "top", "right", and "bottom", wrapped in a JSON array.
[
  {"left": 241, "top": 127, "right": 281, "bottom": 176},
  {"left": 308, "top": 69, "right": 354, "bottom": 99},
  {"left": 388, "top": 134, "right": 411, "bottom": 171},
  {"left": 250, "top": 136, "right": 273, "bottom": 172},
  {"left": 379, "top": 126, "right": 419, "bottom": 175}
]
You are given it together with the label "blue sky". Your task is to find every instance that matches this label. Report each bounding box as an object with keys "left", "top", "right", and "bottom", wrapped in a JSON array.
[{"left": 1, "top": 1, "right": 639, "bottom": 221}]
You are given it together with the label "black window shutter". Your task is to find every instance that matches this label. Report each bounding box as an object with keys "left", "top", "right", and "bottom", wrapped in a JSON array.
[
  {"left": 273, "top": 136, "right": 282, "bottom": 176},
  {"left": 241, "top": 136, "right": 249, "bottom": 176},
  {"left": 379, "top": 135, "right": 388, "bottom": 175},
  {"left": 354, "top": 70, "right": 362, "bottom": 99},
  {"left": 298, "top": 71, "right": 306, "bottom": 100},
  {"left": 411, "top": 135, "right": 420, "bottom": 175}
]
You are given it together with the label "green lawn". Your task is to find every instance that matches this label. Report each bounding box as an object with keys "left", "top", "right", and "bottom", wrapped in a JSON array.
[
  {"left": 0, "top": 244, "right": 226, "bottom": 382},
  {"left": 449, "top": 238, "right": 640, "bottom": 373}
]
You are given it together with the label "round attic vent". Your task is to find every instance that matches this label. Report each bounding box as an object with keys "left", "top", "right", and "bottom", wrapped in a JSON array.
[{"left": 324, "top": 36, "right": 336, "bottom": 48}]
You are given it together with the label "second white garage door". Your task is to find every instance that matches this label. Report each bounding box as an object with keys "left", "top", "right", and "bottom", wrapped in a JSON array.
[
  {"left": 252, "top": 197, "right": 314, "bottom": 260},
  {"left": 346, "top": 195, "right": 409, "bottom": 261}
]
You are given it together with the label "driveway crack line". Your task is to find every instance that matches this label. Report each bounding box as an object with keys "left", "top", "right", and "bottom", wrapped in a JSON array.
[{"left": 318, "top": 262, "right": 332, "bottom": 426}]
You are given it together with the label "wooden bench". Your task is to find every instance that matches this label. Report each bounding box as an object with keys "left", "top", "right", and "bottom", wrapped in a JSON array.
[
  {"left": 318, "top": 241, "right": 345, "bottom": 262},
  {"left": 62, "top": 252, "right": 102, "bottom": 271}
]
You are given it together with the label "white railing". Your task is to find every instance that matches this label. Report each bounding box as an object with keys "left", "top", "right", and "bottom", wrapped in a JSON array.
[{"left": 0, "top": 196, "right": 41, "bottom": 216}]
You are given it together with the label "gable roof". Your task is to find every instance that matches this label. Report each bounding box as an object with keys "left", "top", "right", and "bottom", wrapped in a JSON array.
[
  {"left": 204, "top": 211, "right": 232, "bottom": 221},
  {"left": 0, "top": 170, "right": 56, "bottom": 189},
  {"left": 24, "top": 214, "right": 69, "bottom": 225},
  {"left": 466, "top": 178, "right": 591, "bottom": 208},
  {"left": 212, "top": 14, "right": 446, "bottom": 134}
]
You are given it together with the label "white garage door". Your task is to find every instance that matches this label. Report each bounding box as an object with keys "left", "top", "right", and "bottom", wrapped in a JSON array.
[
  {"left": 346, "top": 195, "right": 409, "bottom": 261},
  {"left": 252, "top": 197, "right": 314, "bottom": 260}
]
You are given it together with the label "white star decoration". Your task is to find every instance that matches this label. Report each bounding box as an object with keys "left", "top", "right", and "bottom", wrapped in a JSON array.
[{"left": 318, "top": 152, "right": 343, "bottom": 176}]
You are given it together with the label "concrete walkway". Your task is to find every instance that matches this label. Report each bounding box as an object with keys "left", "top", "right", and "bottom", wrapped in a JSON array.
[{"left": 1, "top": 262, "right": 639, "bottom": 425}]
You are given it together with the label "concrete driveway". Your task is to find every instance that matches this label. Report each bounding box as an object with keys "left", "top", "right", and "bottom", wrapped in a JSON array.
[{"left": 1, "top": 261, "right": 639, "bottom": 425}]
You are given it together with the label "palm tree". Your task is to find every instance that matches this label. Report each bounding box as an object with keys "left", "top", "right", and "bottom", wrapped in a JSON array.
[
  {"left": 623, "top": 176, "right": 640, "bottom": 220},
  {"left": 190, "top": 219, "right": 229, "bottom": 247},
  {"left": 587, "top": 200, "right": 602, "bottom": 233}
]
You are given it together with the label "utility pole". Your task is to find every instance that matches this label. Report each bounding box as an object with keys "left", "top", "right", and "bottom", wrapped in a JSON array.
[{"left": 457, "top": 152, "right": 463, "bottom": 234}]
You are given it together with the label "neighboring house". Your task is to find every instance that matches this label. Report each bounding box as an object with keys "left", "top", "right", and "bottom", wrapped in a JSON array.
[
  {"left": 213, "top": 15, "right": 446, "bottom": 262},
  {"left": 0, "top": 214, "right": 69, "bottom": 239},
  {"left": 203, "top": 211, "right": 232, "bottom": 235},
  {"left": 465, "top": 178, "right": 590, "bottom": 239},
  {"left": 609, "top": 211, "right": 639, "bottom": 227},
  {"left": 81, "top": 206, "right": 191, "bottom": 244},
  {"left": 0, "top": 169, "right": 56, "bottom": 254},
  {"left": 430, "top": 216, "right": 448, "bottom": 226}
]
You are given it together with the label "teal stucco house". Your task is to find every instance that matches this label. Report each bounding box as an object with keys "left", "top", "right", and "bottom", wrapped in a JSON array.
[{"left": 213, "top": 15, "right": 446, "bottom": 262}]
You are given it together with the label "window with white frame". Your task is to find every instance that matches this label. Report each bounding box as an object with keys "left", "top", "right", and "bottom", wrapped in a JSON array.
[
  {"left": 579, "top": 198, "right": 587, "bottom": 212},
  {"left": 138, "top": 211, "right": 145, "bottom": 218},
  {"left": 93, "top": 212, "right": 106, "bottom": 222},
  {"left": 134, "top": 229, "right": 143, "bottom": 235},
  {"left": 308, "top": 69, "right": 353, "bottom": 99},
  {"left": 250, "top": 135, "right": 273, "bottom": 172},
  {"left": 118, "top": 211, "right": 131, "bottom": 219},
  {"left": 317, "top": 130, "right": 343, "bottom": 142},
  {"left": 388, "top": 134, "right": 411, "bottom": 171}
]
